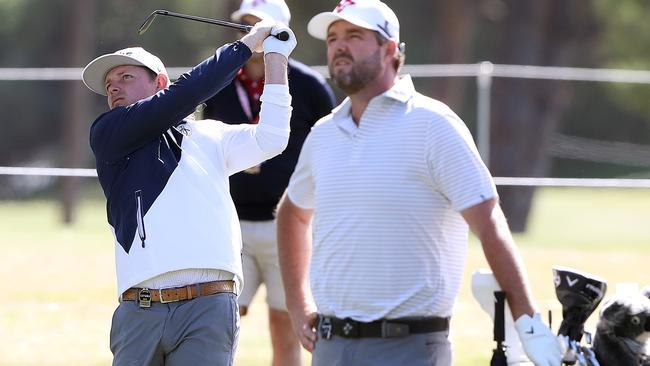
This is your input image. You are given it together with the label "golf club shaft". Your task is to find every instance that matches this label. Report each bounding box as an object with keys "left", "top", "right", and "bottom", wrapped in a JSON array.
[
  {"left": 155, "top": 10, "right": 251, "bottom": 32},
  {"left": 139, "top": 10, "right": 289, "bottom": 41}
]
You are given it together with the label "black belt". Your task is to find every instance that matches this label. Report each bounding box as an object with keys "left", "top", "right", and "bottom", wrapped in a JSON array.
[{"left": 318, "top": 315, "right": 450, "bottom": 339}]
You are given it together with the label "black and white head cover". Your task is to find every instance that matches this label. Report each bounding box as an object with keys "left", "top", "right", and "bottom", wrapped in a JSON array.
[
  {"left": 553, "top": 266, "right": 608, "bottom": 343},
  {"left": 593, "top": 290, "right": 650, "bottom": 366}
]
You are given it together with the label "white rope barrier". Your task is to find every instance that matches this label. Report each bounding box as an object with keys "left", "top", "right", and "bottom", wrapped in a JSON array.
[
  {"left": 0, "top": 167, "right": 97, "bottom": 177},
  {"left": 2, "top": 63, "right": 649, "bottom": 189},
  {"left": 2, "top": 166, "right": 650, "bottom": 188},
  {"left": 549, "top": 134, "right": 650, "bottom": 168},
  {"left": 493, "top": 177, "right": 650, "bottom": 188},
  {"left": 2, "top": 64, "right": 650, "bottom": 83}
]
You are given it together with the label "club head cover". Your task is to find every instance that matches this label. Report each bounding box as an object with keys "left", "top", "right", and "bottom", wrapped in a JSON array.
[
  {"left": 471, "top": 269, "right": 534, "bottom": 365},
  {"left": 553, "top": 266, "right": 607, "bottom": 342}
]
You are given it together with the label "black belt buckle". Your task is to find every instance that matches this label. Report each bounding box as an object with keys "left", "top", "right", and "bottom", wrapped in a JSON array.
[
  {"left": 138, "top": 288, "right": 152, "bottom": 308},
  {"left": 381, "top": 321, "right": 409, "bottom": 338},
  {"left": 320, "top": 317, "right": 333, "bottom": 340}
]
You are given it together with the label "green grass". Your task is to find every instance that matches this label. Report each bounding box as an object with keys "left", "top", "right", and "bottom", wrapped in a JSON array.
[
  {"left": 0, "top": 187, "right": 649, "bottom": 365},
  {"left": 523, "top": 187, "right": 650, "bottom": 249}
]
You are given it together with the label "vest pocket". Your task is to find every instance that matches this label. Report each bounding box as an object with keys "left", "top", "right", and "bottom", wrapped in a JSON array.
[{"left": 135, "top": 190, "right": 146, "bottom": 248}]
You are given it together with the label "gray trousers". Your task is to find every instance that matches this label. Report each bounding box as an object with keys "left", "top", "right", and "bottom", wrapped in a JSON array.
[
  {"left": 110, "top": 292, "right": 238, "bottom": 366},
  {"left": 312, "top": 331, "right": 452, "bottom": 366}
]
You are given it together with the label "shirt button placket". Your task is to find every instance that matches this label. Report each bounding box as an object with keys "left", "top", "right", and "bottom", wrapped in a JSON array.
[{"left": 350, "top": 131, "right": 362, "bottom": 165}]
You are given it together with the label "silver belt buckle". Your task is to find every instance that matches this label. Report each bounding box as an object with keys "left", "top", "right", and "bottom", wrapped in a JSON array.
[
  {"left": 138, "top": 288, "right": 152, "bottom": 308},
  {"left": 320, "top": 317, "right": 333, "bottom": 340}
]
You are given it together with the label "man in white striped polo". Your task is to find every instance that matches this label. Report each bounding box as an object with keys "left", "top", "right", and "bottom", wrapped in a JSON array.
[{"left": 276, "top": 0, "right": 562, "bottom": 365}]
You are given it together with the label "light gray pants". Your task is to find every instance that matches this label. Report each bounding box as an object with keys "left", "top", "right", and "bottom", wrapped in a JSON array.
[
  {"left": 110, "top": 293, "right": 238, "bottom": 366},
  {"left": 312, "top": 331, "right": 452, "bottom": 366}
]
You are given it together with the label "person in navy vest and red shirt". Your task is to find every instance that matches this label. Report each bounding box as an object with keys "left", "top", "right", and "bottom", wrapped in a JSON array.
[{"left": 203, "top": 1, "right": 335, "bottom": 365}]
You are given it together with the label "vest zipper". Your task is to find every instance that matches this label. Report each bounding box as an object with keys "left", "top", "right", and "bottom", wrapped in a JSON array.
[{"left": 135, "top": 190, "right": 146, "bottom": 248}]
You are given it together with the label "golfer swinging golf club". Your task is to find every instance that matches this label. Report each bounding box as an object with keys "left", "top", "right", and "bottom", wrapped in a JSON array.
[{"left": 82, "top": 18, "right": 296, "bottom": 365}]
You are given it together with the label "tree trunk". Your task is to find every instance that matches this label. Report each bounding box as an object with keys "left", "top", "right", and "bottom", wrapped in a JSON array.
[
  {"left": 427, "top": 0, "right": 479, "bottom": 111},
  {"left": 490, "top": 0, "right": 597, "bottom": 232},
  {"left": 60, "top": 0, "right": 95, "bottom": 224}
]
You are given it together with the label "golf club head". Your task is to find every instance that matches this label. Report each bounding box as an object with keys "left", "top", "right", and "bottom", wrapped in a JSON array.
[
  {"left": 553, "top": 266, "right": 607, "bottom": 342},
  {"left": 138, "top": 10, "right": 163, "bottom": 35}
]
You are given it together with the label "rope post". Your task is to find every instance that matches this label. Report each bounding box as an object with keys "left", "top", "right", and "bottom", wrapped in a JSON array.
[{"left": 477, "top": 61, "right": 494, "bottom": 169}]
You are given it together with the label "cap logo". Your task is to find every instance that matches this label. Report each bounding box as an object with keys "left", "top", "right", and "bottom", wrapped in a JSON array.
[
  {"left": 335, "top": 0, "right": 356, "bottom": 13},
  {"left": 377, "top": 20, "right": 392, "bottom": 38},
  {"left": 251, "top": 0, "right": 267, "bottom": 8}
]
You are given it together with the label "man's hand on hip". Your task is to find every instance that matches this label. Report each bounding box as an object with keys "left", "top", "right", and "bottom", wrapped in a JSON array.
[{"left": 288, "top": 306, "right": 318, "bottom": 352}]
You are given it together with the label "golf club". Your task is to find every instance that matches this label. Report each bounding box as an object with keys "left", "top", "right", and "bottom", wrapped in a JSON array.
[{"left": 138, "top": 10, "right": 289, "bottom": 41}]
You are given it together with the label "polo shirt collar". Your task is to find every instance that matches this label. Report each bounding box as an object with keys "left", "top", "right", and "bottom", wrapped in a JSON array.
[
  {"left": 384, "top": 74, "right": 415, "bottom": 104},
  {"left": 332, "top": 74, "right": 415, "bottom": 123}
]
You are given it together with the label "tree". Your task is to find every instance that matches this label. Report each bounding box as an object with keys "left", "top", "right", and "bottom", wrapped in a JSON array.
[
  {"left": 488, "top": 0, "right": 600, "bottom": 231},
  {"left": 594, "top": 0, "right": 650, "bottom": 119},
  {"left": 59, "top": 0, "right": 95, "bottom": 223}
]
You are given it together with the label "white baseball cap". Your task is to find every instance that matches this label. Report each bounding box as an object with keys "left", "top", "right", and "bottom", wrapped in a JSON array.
[
  {"left": 308, "top": 0, "right": 399, "bottom": 42},
  {"left": 82, "top": 47, "right": 168, "bottom": 96},
  {"left": 231, "top": 0, "right": 291, "bottom": 25}
]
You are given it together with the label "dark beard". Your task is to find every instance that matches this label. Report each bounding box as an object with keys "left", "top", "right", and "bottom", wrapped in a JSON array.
[{"left": 329, "top": 48, "right": 382, "bottom": 95}]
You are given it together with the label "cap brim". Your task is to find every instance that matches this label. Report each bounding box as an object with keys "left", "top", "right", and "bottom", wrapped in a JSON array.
[
  {"left": 82, "top": 54, "right": 148, "bottom": 96},
  {"left": 231, "top": 9, "right": 273, "bottom": 23},
  {"left": 307, "top": 12, "right": 376, "bottom": 40}
]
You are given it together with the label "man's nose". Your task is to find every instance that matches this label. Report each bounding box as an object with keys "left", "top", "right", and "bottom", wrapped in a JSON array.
[
  {"left": 332, "top": 39, "right": 347, "bottom": 52},
  {"left": 329, "top": 42, "right": 349, "bottom": 60},
  {"left": 107, "top": 83, "right": 119, "bottom": 94}
]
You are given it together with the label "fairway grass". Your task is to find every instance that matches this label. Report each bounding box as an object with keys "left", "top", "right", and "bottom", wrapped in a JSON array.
[{"left": 0, "top": 187, "right": 648, "bottom": 365}]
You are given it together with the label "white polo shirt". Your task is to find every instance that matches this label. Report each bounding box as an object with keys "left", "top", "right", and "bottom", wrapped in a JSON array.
[{"left": 287, "top": 75, "right": 497, "bottom": 321}]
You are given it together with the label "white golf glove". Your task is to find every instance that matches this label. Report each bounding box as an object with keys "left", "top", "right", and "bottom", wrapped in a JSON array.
[
  {"left": 263, "top": 24, "right": 296, "bottom": 59},
  {"left": 514, "top": 313, "right": 562, "bottom": 366}
]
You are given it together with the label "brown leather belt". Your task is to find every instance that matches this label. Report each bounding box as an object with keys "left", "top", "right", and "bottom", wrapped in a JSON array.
[{"left": 121, "top": 280, "right": 235, "bottom": 308}]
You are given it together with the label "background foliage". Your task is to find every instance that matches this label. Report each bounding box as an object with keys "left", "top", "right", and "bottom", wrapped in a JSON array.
[
  {"left": 1, "top": 1, "right": 649, "bottom": 363},
  {"left": 0, "top": 1, "right": 648, "bottom": 163},
  {"left": 1, "top": 0, "right": 649, "bottom": 229}
]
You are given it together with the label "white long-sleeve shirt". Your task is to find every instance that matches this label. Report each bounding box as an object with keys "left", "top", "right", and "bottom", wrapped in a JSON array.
[{"left": 89, "top": 43, "right": 291, "bottom": 297}]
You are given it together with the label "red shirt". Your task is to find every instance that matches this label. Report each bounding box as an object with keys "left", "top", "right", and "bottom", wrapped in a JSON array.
[{"left": 235, "top": 68, "right": 264, "bottom": 124}]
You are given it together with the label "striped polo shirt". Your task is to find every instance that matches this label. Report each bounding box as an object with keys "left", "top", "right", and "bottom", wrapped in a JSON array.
[{"left": 287, "top": 75, "right": 497, "bottom": 321}]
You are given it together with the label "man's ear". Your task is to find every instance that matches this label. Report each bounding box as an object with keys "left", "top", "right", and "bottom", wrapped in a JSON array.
[
  {"left": 155, "top": 74, "right": 169, "bottom": 91},
  {"left": 383, "top": 40, "right": 398, "bottom": 63}
]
